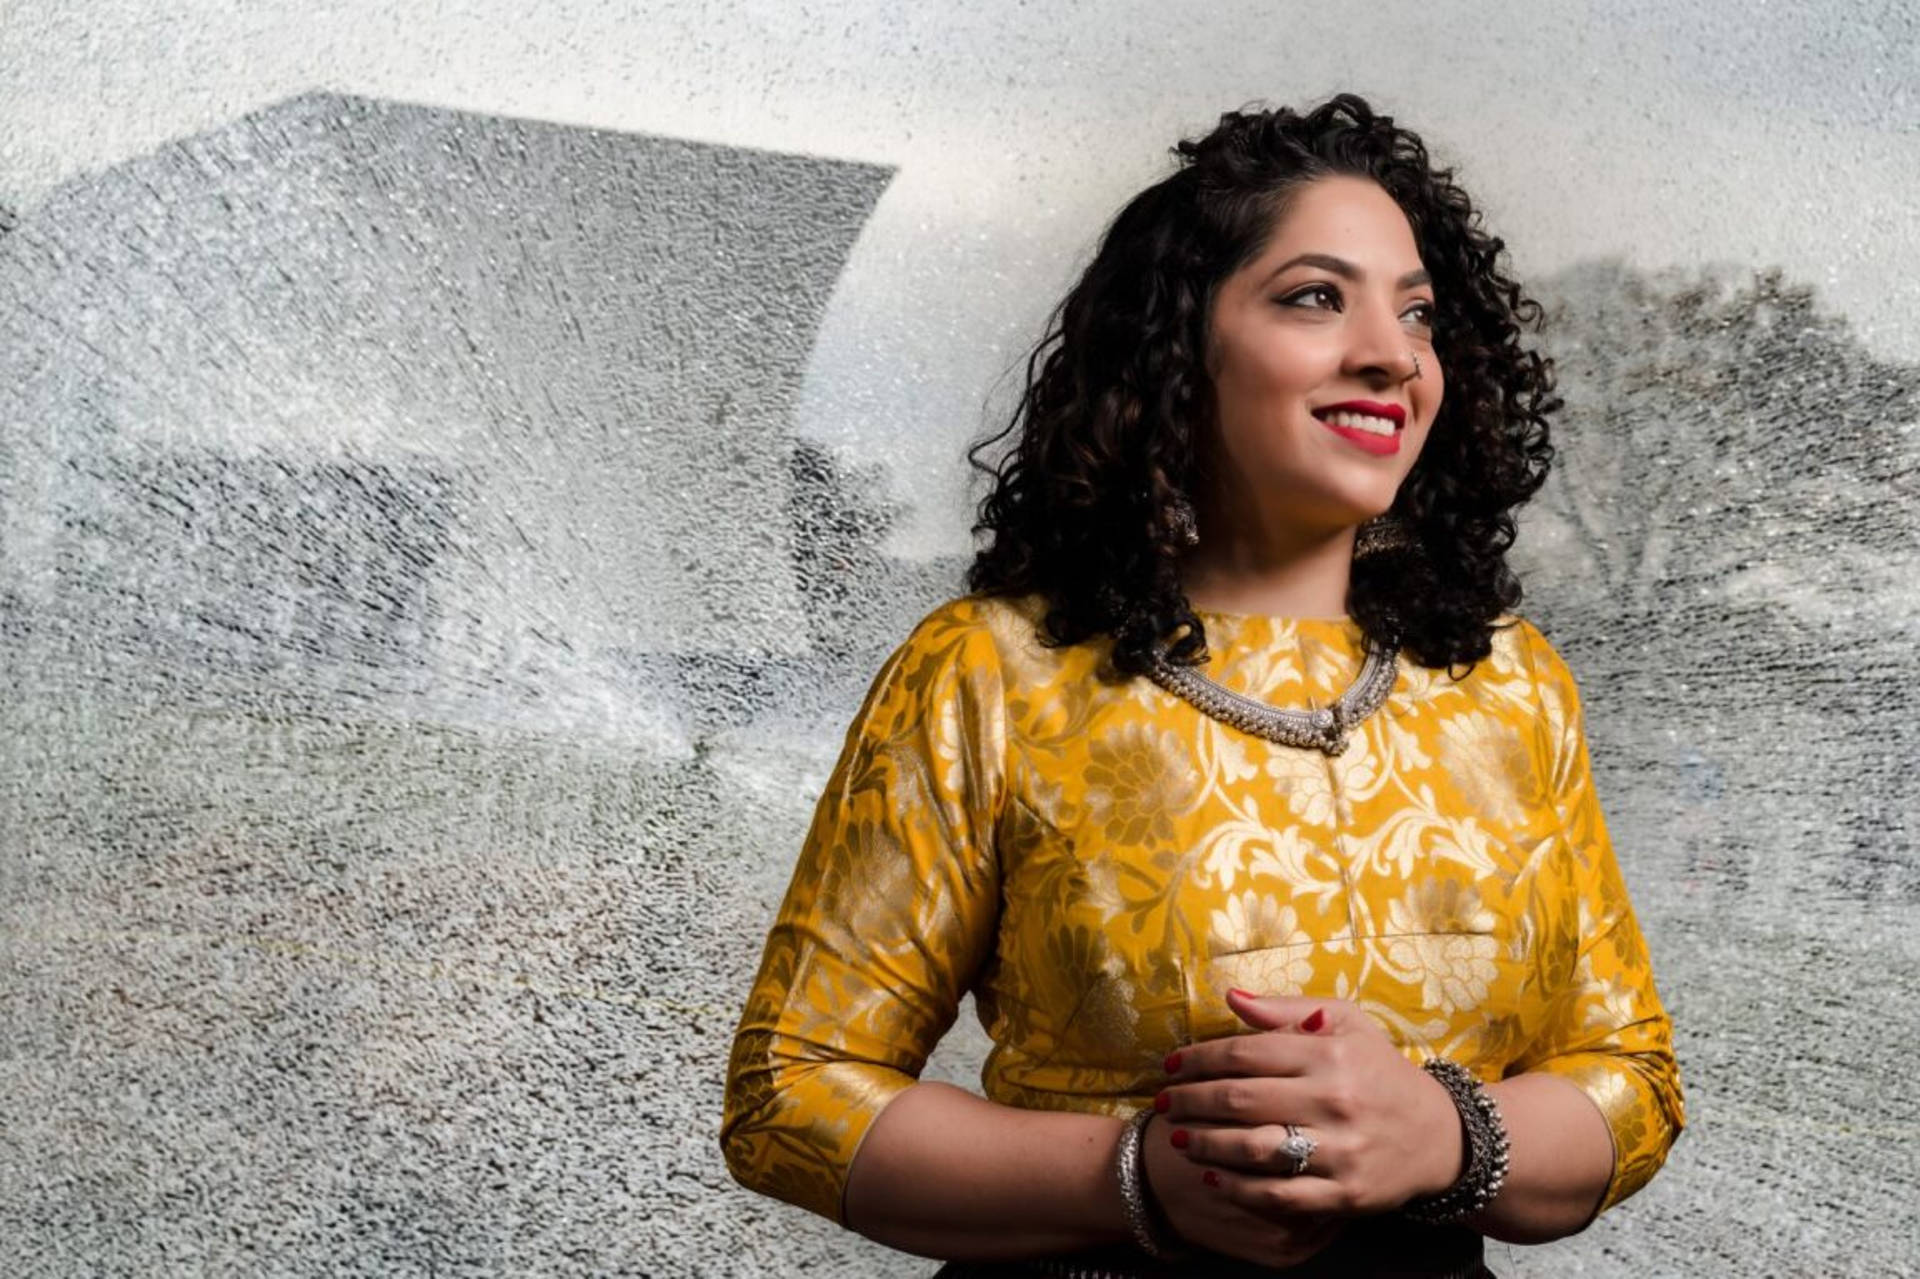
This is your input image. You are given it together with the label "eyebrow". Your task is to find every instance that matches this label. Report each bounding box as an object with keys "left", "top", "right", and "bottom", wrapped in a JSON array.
[{"left": 1261, "top": 253, "right": 1432, "bottom": 291}]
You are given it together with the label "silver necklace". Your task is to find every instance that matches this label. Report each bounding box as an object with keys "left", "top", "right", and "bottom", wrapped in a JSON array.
[{"left": 1144, "top": 638, "right": 1399, "bottom": 756}]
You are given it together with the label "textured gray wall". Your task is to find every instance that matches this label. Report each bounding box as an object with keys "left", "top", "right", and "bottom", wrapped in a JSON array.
[{"left": 3, "top": 5, "right": 1918, "bottom": 1276}]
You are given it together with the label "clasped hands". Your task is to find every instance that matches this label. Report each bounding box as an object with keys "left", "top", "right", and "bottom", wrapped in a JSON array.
[{"left": 1139, "top": 988, "right": 1466, "bottom": 1268}]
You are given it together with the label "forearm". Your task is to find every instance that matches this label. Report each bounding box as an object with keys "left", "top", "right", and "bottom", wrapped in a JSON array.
[
  {"left": 842, "top": 1081, "right": 1135, "bottom": 1260},
  {"left": 1466, "top": 1072, "right": 1613, "bottom": 1243}
]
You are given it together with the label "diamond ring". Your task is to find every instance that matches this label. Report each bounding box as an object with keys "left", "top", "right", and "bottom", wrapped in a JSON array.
[{"left": 1279, "top": 1124, "right": 1317, "bottom": 1176}]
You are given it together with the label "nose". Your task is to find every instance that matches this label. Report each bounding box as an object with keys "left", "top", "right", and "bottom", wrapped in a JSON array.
[{"left": 1343, "top": 298, "right": 1421, "bottom": 384}]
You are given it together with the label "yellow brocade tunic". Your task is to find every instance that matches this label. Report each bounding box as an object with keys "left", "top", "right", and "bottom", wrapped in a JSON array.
[{"left": 722, "top": 593, "right": 1684, "bottom": 1226}]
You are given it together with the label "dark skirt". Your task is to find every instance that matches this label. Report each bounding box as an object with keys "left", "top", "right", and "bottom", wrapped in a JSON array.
[
  {"left": 932, "top": 1263, "right": 1492, "bottom": 1279},
  {"left": 928, "top": 1218, "right": 1491, "bottom": 1279}
]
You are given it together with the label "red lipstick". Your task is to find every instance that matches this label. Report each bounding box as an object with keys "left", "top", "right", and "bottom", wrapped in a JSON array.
[
  {"left": 1321, "top": 422, "right": 1400, "bottom": 455},
  {"left": 1312, "top": 400, "right": 1406, "bottom": 456},
  {"left": 1315, "top": 399, "right": 1406, "bottom": 424}
]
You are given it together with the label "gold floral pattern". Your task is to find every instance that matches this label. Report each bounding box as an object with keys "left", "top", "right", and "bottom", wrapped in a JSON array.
[
  {"left": 721, "top": 594, "right": 1684, "bottom": 1224},
  {"left": 1083, "top": 722, "right": 1200, "bottom": 846},
  {"left": 1383, "top": 930, "right": 1501, "bottom": 1014}
]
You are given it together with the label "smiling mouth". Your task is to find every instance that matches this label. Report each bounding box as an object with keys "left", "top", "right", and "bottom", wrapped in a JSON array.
[
  {"left": 1313, "top": 409, "right": 1399, "bottom": 437},
  {"left": 1312, "top": 408, "right": 1403, "bottom": 455}
]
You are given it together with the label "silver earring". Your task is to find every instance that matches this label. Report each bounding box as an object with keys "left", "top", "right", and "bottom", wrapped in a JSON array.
[{"left": 1167, "top": 493, "right": 1201, "bottom": 549}]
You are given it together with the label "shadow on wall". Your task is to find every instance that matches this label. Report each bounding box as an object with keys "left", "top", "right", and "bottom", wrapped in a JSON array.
[
  {"left": 0, "top": 89, "right": 949, "bottom": 749},
  {"left": 0, "top": 91, "right": 954, "bottom": 1277},
  {"left": 1519, "top": 260, "right": 1920, "bottom": 909},
  {"left": 2, "top": 92, "right": 1917, "bottom": 1276}
]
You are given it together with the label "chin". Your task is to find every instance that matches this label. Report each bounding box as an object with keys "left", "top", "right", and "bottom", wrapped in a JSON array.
[{"left": 1332, "top": 493, "right": 1404, "bottom": 527}]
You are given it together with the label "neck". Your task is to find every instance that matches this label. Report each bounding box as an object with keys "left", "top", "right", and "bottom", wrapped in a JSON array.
[{"left": 1178, "top": 525, "right": 1356, "bottom": 618}]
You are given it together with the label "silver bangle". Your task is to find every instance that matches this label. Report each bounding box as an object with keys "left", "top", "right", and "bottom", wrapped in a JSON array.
[
  {"left": 1114, "top": 1108, "right": 1184, "bottom": 1260},
  {"left": 1401, "top": 1058, "right": 1512, "bottom": 1224}
]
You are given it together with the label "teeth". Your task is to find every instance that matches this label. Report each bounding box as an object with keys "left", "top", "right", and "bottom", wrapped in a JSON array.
[{"left": 1320, "top": 410, "right": 1398, "bottom": 436}]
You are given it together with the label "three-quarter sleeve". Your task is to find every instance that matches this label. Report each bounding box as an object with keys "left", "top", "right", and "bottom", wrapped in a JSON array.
[
  {"left": 720, "top": 601, "right": 1008, "bottom": 1223},
  {"left": 1508, "top": 622, "right": 1686, "bottom": 1213}
]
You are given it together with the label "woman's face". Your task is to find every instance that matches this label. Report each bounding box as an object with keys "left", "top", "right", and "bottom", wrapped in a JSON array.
[{"left": 1201, "top": 174, "right": 1442, "bottom": 542}]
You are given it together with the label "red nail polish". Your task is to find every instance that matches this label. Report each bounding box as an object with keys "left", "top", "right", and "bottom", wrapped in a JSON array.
[
  {"left": 1163, "top": 1051, "right": 1183, "bottom": 1074},
  {"left": 1203, "top": 1170, "right": 1220, "bottom": 1188},
  {"left": 1170, "top": 1128, "right": 1190, "bottom": 1150},
  {"left": 1153, "top": 1089, "right": 1171, "bottom": 1113},
  {"left": 1227, "top": 987, "right": 1254, "bottom": 1000},
  {"left": 1300, "top": 1008, "right": 1326, "bottom": 1033}
]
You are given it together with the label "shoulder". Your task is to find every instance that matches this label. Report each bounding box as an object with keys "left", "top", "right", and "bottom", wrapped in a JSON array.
[
  {"left": 1484, "top": 614, "right": 1578, "bottom": 690},
  {"left": 890, "top": 591, "right": 1104, "bottom": 707},
  {"left": 862, "top": 593, "right": 1038, "bottom": 701},
  {"left": 895, "top": 591, "right": 1056, "bottom": 668},
  {"left": 1481, "top": 614, "right": 1587, "bottom": 752},
  {"left": 911, "top": 590, "right": 1048, "bottom": 636}
]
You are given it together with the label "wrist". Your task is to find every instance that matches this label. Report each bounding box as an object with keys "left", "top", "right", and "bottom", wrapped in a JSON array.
[
  {"left": 1138, "top": 1115, "right": 1188, "bottom": 1250},
  {"left": 1402, "top": 1059, "right": 1512, "bottom": 1225},
  {"left": 1118, "top": 1110, "right": 1188, "bottom": 1259},
  {"left": 1414, "top": 1068, "right": 1468, "bottom": 1197}
]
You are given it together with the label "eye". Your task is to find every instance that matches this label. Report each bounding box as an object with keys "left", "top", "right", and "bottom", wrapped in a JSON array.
[
  {"left": 1276, "top": 283, "right": 1342, "bottom": 311},
  {"left": 1402, "top": 299, "right": 1438, "bottom": 329}
]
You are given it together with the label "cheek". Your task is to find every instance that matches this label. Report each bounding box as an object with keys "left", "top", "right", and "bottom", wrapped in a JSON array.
[
  {"left": 1217, "top": 368, "right": 1316, "bottom": 442},
  {"left": 1412, "top": 372, "right": 1444, "bottom": 434},
  {"left": 1216, "top": 328, "right": 1323, "bottom": 399},
  {"left": 1258, "top": 343, "right": 1326, "bottom": 398}
]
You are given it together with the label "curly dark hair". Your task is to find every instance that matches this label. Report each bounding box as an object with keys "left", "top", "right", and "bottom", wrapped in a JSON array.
[{"left": 965, "top": 93, "right": 1559, "bottom": 675}]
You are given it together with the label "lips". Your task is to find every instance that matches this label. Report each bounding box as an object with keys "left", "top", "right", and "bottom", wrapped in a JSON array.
[{"left": 1313, "top": 400, "right": 1405, "bottom": 456}]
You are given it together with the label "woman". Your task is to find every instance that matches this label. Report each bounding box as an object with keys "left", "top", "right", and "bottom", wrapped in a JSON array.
[{"left": 721, "top": 94, "right": 1683, "bottom": 1276}]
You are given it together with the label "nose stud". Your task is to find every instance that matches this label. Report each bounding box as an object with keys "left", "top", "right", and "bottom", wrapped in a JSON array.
[{"left": 1409, "top": 352, "right": 1423, "bottom": 380}]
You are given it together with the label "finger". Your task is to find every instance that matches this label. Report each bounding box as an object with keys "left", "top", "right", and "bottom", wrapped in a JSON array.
[
  {"left": 1223, "top": 988, "right": 1349, "bottom": 1035},
  {"left": 1201, "top": 1162, "right": 1356, "bottom": 1220},
  {"left": 1161, "top": 1075, "right": 1314, "bottom": 1125},
  {"left": 1172, "top": 1121, "right": 1340, "bottom": 1181},
  {"left": 1204, "top": 1209, "right": 1347, "bottom": 1272},
  {"left": 1166, "top": 1029, "right": 1319, "bottom": 1084}
]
